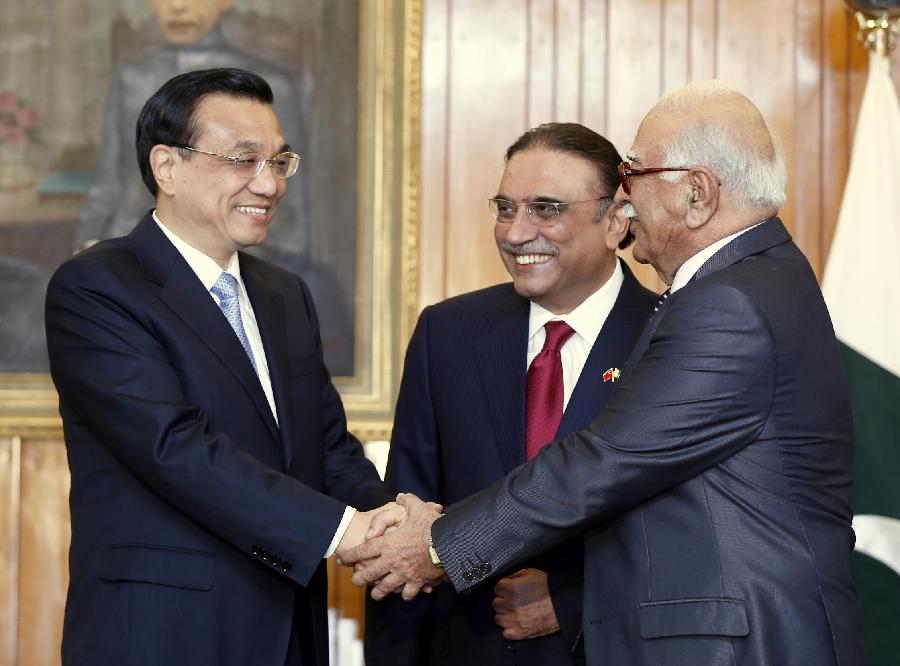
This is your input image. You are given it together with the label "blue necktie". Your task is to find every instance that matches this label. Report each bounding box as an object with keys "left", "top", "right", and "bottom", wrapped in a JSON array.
[{"left": 211, "top": 272, "right": 258, "bottom": 374}]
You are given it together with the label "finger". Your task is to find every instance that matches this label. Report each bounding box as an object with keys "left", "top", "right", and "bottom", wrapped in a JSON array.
[
  {"left": 371, "top": 572, "right": 406, "bottom": 601},
  {"left": 492, "top": 596, "right": 510, "bottom": 613},
  {"left": 396, "top": 492, "right": 425, "bottom": 510},
  {"left": 493, "top": 577, "right": 511, "bottom": 596},
  {"left": 350, "top": 558, "right": 392, "bottom": 586},
  {"left": 338, "top": 538, "right": 381, "bottom": 565},
  {"left": 367, "top": 504, "right": 406, "bottom": 539},
  {"left": 425, "top": 501, "right": 444, "bottom": 513},
  {"left": 502, "top": 627, "right": 523, "bottom": 641},
  {"left": 400, "top": 581, "right": 424, "bottom": 601}
]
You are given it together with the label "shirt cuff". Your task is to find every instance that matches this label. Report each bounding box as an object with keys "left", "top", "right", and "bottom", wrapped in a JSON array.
[{"left": 324, "top": 506, "right": 357, "bottom": 558}]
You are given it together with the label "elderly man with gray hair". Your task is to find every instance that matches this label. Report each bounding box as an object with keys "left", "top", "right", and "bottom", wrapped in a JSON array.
[{"left": 343, "top": 80, "right": 867, "bottom": 666}]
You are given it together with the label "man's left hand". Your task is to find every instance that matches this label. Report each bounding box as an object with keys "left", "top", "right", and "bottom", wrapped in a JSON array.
[{"left": 492, "top": 568, "right": 560, "bottom": 640}]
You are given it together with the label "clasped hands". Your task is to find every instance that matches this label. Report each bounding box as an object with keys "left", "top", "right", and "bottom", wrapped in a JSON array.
[
  {"left": 335, "top": 494, "right": 561, "bottom": 640},
  {"left": 335, "top": 492, "right": 445, "bottom": 600}
]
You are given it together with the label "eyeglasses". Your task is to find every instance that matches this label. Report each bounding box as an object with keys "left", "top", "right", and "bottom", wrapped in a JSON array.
[
  {"left": 487, "top": 197, "right": 611, "bottom": 227},
  {"left": 617, "top": 161, "right": 690, "bottom": 195},
  {"left": 172, "top": 144, "right": 302, "bottom": 179}
]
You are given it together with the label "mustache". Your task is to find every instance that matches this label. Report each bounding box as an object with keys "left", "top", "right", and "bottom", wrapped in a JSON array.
[
  {"left": 499, "top": 240, "right": 558, "bottom": 255},
  {"left": 618, "top": 201, "right": 638, "bottom": 221}
]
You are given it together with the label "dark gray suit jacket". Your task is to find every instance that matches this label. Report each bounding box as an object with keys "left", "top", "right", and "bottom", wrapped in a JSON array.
[{"left": 433, "top": 219, "right": 866, "bottom": 665}]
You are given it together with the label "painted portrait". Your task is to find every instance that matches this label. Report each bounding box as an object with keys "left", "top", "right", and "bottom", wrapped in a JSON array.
[{"left": 0, "top": 0, "right": 374, "bottom": 378}]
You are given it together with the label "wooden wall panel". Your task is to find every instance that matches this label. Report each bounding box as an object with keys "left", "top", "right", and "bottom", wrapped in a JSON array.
[
  {"left": 0, "top": 439, "right": 20, "bottom": 666},
  {"left": 16, "top": 441, "right": 69, "bottom": 666},
  {"left": 419, "top": 0, "right": 895, "bottom": 304}
]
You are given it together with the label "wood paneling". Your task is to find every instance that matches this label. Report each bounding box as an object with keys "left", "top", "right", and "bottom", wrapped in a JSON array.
[
  {"left": 419, "top": 0, "right": 894, "bottom": 304},
  {"left": 16, "top": 441, "right": 69, "bottom": 666}
]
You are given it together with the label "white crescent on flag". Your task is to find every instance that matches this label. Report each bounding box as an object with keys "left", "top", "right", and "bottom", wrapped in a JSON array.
[{"left": 853, "top": 514, "right": 900, "bottom": 577}]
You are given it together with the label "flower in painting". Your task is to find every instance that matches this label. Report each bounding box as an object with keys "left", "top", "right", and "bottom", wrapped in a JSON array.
[{"left": 0, "top": 92, "right": 40, "bottom": 145}]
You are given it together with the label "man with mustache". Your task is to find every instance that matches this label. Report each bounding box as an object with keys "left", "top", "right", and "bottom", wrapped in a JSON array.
[
  {"left": 346, "top": 82, "right": 866, "bottom": 665},
  {"left": 364, "top": 122, "right": 657, "bottom": 666}
]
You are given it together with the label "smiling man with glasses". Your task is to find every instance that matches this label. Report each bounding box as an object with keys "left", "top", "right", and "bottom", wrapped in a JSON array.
[
  {"left": 345, "top": 82, "right": 865, "bottom": 666},
  {"left": 365, "top": 122, "right": 657, "bottom": 666},
  {"left": 46, "top": 67, "right": 400, "bottom": 666}
]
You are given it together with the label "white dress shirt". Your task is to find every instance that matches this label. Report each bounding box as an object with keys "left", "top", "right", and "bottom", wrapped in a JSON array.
[
  {"left": 527, "top": 258, "right": 625, "bottom": 409},
  {"left": 154, "top": 212, "right": 354, "bottom": 557}
]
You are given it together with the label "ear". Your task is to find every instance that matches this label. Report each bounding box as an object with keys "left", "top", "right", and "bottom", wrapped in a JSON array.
[
  {"left": 684, "top": 166, "right": 719, "bottom": 230},
  {"left": 150, "top": 144, "right": 178, "bottom": 197},
  {"left": 604, "top": 202, "right": 630, "bottom": 250}
]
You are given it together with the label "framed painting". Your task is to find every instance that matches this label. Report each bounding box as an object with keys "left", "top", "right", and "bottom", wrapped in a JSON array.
[{"left": 0, "top": 0, "right": 421, "bottom": 441}]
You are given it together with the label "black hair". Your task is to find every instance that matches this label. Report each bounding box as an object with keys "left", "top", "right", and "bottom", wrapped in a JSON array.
[
  {"left": 135, "top": 67, "right": 274, "bottom": 196},
  {"left": 505, "top": 122, "right": 633, "bottom": 248}
]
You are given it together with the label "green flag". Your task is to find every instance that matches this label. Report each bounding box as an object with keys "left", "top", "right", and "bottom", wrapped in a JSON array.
[{"left": 823, "top": 50, "right": 900, "bottom": 665}]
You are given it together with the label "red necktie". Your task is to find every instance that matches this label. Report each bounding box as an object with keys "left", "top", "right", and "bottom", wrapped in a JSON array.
[{"left": 525, "top": 320, "right": 576, "bottom": 460}]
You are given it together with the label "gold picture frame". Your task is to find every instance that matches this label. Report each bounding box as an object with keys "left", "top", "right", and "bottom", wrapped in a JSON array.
[{"left": 0, "top": 0, "right": 421, "bottom": 442}]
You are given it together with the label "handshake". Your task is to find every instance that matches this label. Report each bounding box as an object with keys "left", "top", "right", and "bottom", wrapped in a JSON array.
[
  {"left": 334, "top": 493, "right": 563, "bottom": 640},
  {"left": 334, "top": 493, "right": 447, "bottom": 601}
]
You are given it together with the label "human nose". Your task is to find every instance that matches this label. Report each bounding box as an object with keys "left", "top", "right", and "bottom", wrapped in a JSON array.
[
  {"left": 501, "top": 205, "right": 539, "bottom": 244},
  {"left": 247, "top": 161, "right": 280, "bottom": 197}
]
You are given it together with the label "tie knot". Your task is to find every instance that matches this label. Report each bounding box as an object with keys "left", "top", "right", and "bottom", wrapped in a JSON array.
[
  {"left": 211, "top": 272, "right": 239, "bottom": 302},
  {"left": 542, "top": 320, "right": 575, "bottom": 352}
]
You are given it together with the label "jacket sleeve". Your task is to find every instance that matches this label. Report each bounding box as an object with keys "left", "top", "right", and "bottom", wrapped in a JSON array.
[
  {"left": 46, "top": 256, "right": 353, "bottom": 587},
  {"left": 301, "top": 278, "right": 394, "bottom": 511},
  {"left": 364, "top": 307, "right": 441, "bottom": 666},
  {"left": 433, "top": 282, "right": 777, "bottom": 591}
]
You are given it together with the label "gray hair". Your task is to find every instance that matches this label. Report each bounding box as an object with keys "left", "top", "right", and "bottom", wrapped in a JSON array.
[{"left": 654, "top": 81, "right": 786, "bottom": 210}]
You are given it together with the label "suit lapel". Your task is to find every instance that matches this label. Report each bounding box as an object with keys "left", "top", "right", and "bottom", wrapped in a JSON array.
[
  {"left": 241, "top": 258, "right": 293, "bottom": 468},
  {"left": 559, "top": 262, "right": 652, "bottom": 437},
  {"left": 473, "top": 289, "right": 530, "bottom": 471},
  {"left": 130, "top": 215, "right": 281, "bottom": 447}
]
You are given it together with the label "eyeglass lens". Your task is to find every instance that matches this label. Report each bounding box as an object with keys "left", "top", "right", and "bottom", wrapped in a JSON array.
[
  {"left": 488, "top": 199, "right": 561, "bottom": 224},
  {"left": 233, "top": 152, "right": 300, "bottom": 179}
]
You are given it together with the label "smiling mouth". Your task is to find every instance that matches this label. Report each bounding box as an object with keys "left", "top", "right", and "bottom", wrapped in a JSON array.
[
  {"left": 514, "top": 254, "right": 553, "bottom": 265},
  {"left": 237, "top": 205, "right": 269, "bottom": 218}
]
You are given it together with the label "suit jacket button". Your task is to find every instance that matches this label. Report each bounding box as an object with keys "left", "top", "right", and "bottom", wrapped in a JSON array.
[
  {"left": 282, "top": 561, "right": 293, "bottom": 573},
  {"left": 271, "top": 556, "right": 282, "bottom": 567},
  {"left": 261, "top": 552, "right": 270, "bottom": 563},
  {"left": 463, "top": 571, "right": 473, "bottom": 583},
  {"left": 251, "top": 545, "right": 261, "bottom": 557},
  {"left": 481, "top": 563, "right": 492, "bottom": 575}
]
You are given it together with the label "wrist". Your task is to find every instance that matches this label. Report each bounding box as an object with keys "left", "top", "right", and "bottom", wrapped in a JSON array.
[{"left": 427, "top": 526, "right": 444, "bottom": 570}]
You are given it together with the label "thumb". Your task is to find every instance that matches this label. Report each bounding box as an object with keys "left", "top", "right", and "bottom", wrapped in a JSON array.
[
  {"left": 367, "top": 503, "right": 406, "bottom": 539},
  {"left": 337, "top": 536, "right": 381, "bottom": 566}
]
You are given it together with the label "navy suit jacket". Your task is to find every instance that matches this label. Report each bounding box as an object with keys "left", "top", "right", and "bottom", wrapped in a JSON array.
[
  {"left": 365, "top": 261, "right": 657, "bottom": 665},
  {"left": 433, "top": 219, "right": 866, "bottom": 665},
  {"left": 46, "top": 214, "right": 392, "bottom": 666}
]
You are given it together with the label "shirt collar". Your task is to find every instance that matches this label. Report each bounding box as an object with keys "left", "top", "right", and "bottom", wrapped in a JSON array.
[
  {"left": 528, "top": 257, "right": 624, "bottom": 345},
  {"left": 670, "top": 222, "right": 763, "bottom": 293},
  {"left": 153, "top": 210, "right": 241, "bottom": 292}
]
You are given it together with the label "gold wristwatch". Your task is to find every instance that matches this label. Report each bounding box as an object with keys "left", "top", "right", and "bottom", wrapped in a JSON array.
[{"left": 427, "top": 532, "right": 444, "bottom": 569}]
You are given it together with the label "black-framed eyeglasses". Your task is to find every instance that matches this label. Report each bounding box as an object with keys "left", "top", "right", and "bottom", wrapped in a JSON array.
[
  {"left": 171, "top": 144, "right": 302, "bottom": 179},
  {"left": 487, "top": 197, "right": 612, "bottom": 227},
  {"left": 617, "top": 161, "right": 690, "bottom": 195}
]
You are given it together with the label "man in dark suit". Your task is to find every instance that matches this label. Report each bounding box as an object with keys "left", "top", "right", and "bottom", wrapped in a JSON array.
[
  {"left": 46, "top": 68, "right": 396, "bottom": 666},
  {"left": 345, "top": 81, "right": 867, "bottom": 665},
  {"left": 364, "top": 124, "right": 657, "bottom": 665}
]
